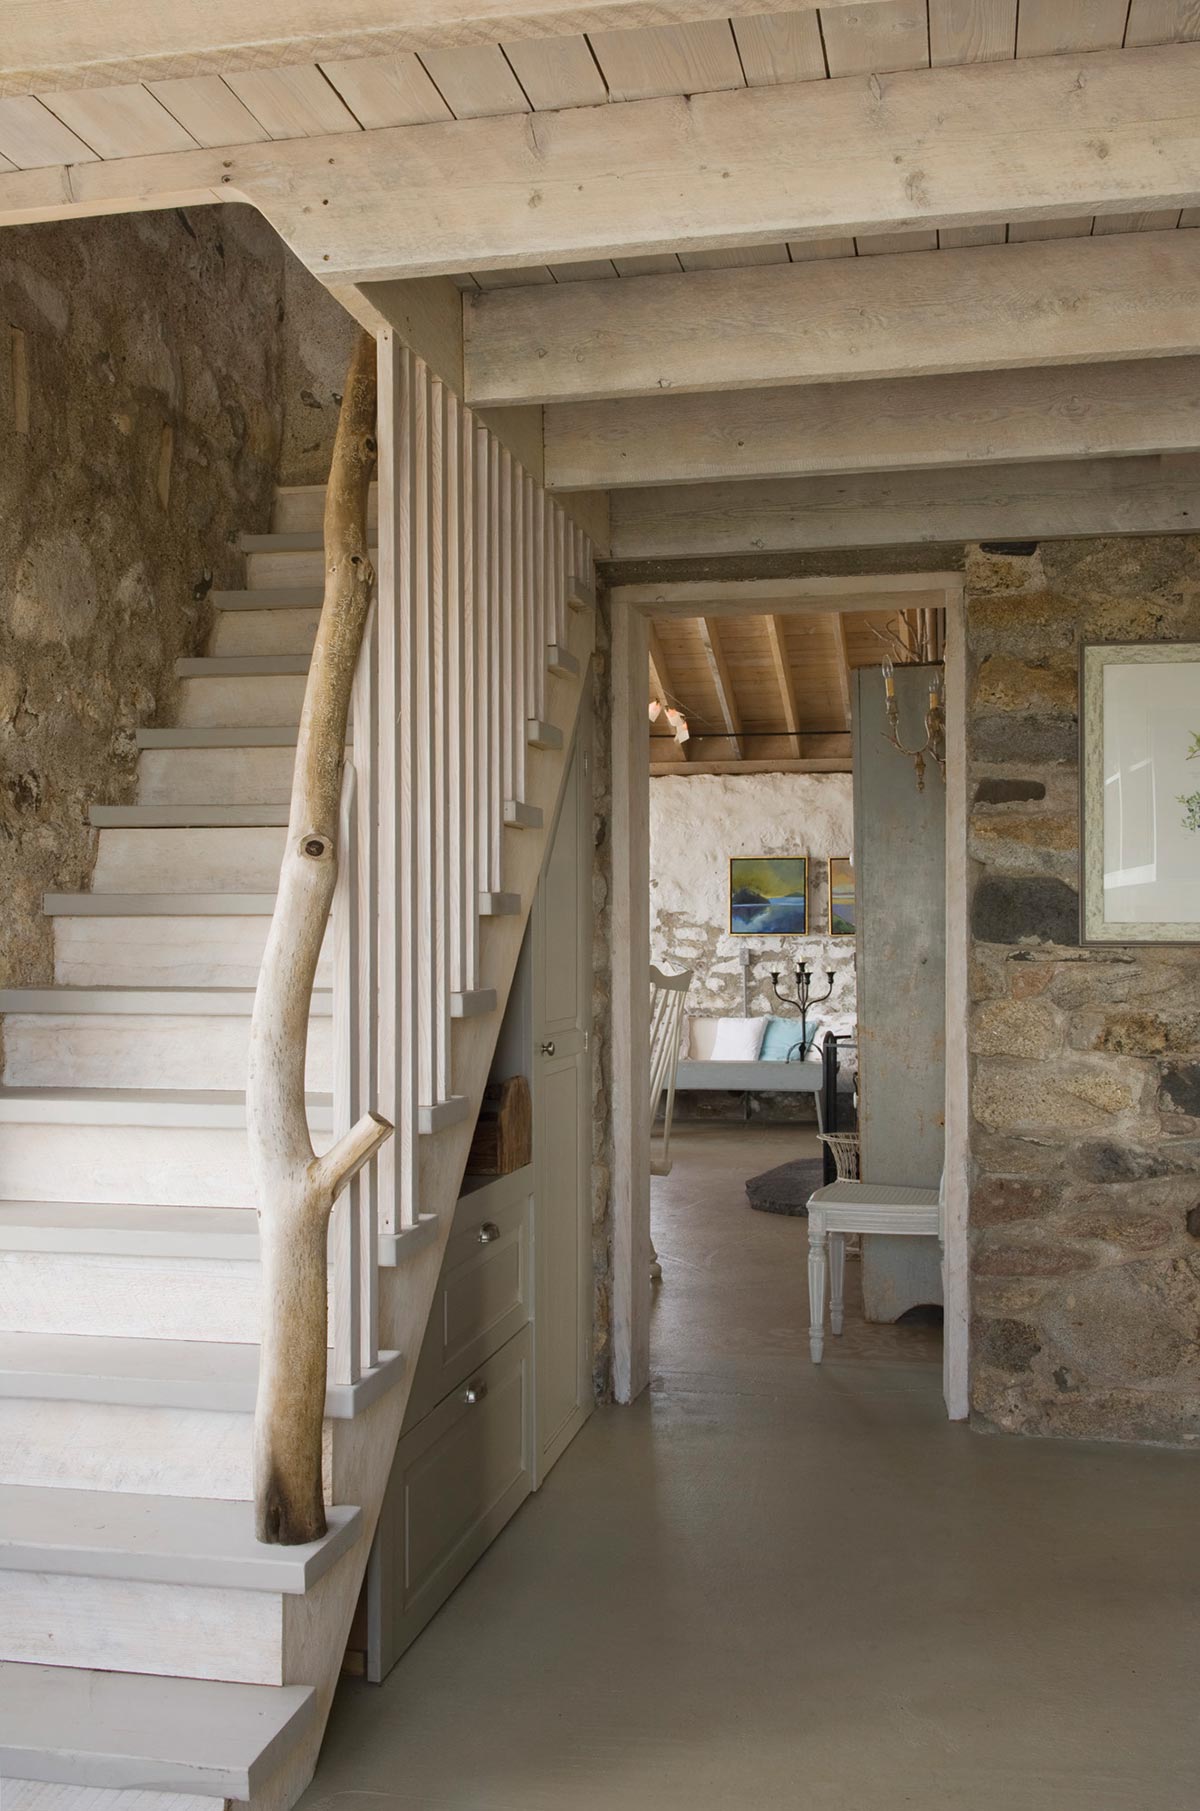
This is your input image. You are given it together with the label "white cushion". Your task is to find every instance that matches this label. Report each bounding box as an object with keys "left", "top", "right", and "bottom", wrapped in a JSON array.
[{"left": 709, "top": 1017, "right": 767, "bottom": 1062}]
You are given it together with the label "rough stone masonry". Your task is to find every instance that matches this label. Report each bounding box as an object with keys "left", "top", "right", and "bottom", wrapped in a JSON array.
[{"left": 967, "top": 536, "right": 1200, "bottom": 1444}]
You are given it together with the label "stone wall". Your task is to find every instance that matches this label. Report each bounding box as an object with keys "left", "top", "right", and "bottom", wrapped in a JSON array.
[
  {"left": 0, "top": 205, "right": 285, "bottom": 999},
  {"left": 279, "top": 252, "right": 358, "bottom": 486},
  {"left": 967, "top": 536, "right": 1200, "bottom": 1445},
  {"left": 650, "top": 770, "right": 856, "bottom": 1121}
]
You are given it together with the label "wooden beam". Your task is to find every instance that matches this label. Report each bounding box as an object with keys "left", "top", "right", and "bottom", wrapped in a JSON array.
[
  {"left": 763, "top": 617, "right": 800, "bottom": 740},
  {"left": 610, "top": 454, "right": 1200, "bottom": 560},
  {"left": 0, "top": 0, "right": 855, "bottom": 96},
  {"left": 696, "top": 618, "right": 742, "bottom": 759},
  {"left": 831, "top": 614, "right": 852, "bottom": 733},
  {"left": 646, "top": 624, "right": 689, "bottom": 760},
  {"left": 471, "top": 229, "right": 1200, "bottom": 408},
  {"left": 543, "top": 355, "right": 1200, "bottom": 488},
  {"left": 610, "top": 574, "right": 964, "bottom": 614},
  {"left": 4, "top": 46, "right": 1200, "bottom": 282},
  {"left": 651, "top": 757, "right": 851, "bottom": 776}
]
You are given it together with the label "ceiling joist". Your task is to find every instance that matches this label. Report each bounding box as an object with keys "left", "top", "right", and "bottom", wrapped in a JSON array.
[
  {"left": 763, "top": 618, "right": 800, "bottom": 740},
  {"left": 2, "top": 45, "right": 1198, "bottom": 282},
  {"left": 696, "top": 618, "right": 743, "bottom": 760}
]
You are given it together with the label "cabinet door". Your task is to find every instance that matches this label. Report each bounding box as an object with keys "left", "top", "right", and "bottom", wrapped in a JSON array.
[
  {"left": 531, "top": 711, "right": 593, "bottom": 1484},
  {"left": 368, "top": 1326, "right": 533, "bottom": 1681}
]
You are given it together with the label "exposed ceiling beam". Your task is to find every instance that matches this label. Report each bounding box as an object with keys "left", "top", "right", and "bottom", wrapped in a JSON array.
[
  {"left": 469, "top": 230, "right": 1200, "bottom": 408},
  {"left": 831, "top": 615, "right": 852, "bottom": 733},
  {"left": 763, "top": 618, "right": 800, "bottom": 741},
  {"left": 3, "top": 45, "right": 1198, "bottom": 281},
  {"left": 611, "top": 574, "right": 961, "bottom": 615},
  {"left": 1, "top": 0, "right": 852, "bottom": 96},
  {"left": 610, "top": 454, "right": 1200, "bottom": 560},
  {"left": 543, "top": 355, "right": 1200, "bottom": 489},
  {"left": 647, "top": 625, "right": 689, "bottom": 761},
  {"left": 696, "top": 619, "right": 743, "bottom": 760}
]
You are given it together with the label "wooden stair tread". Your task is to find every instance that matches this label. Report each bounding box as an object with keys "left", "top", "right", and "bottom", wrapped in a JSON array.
[
  {"left": 0, "top": 1201, "right": 261, "bottom": 1257},
  {"left": 211, "top": 587, "right": 324, "bottom": 610},
  {"left": 0, "top": 986, "right": 331, "bottom": 1015},
  {"left": 91, "top": 804, "right": 292, "bottom": 827},
  {"left": 0, "top": 1086, "right": 334, "bottom": 1130},
  {"left": 176, "top": 655, "right": 312, "bottom": 677},
  {"left": 0, "top": 1484, "right": 361, "bottom": 1592},
  {"left": 44, "top": 892, "right": 280, "bottom": 915},
  {"left": 0, "top": 1330, "right": 404, "bottom": 1418},
  {"left": 0, "top": 1661, "right": 315, "bottom": 1797}
]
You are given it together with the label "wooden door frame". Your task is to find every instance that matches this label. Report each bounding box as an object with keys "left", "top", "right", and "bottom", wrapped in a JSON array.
[{"left": 608, "top": 573, "right": 970, "bottom": 1419}]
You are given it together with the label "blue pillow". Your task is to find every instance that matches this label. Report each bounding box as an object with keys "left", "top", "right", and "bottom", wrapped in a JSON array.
[{"left": 759, "top": 1016, "right": 811, "bottom": 1062}]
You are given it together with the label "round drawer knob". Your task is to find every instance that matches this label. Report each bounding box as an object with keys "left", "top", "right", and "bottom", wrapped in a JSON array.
[
  {"left": 478, "top": 1221, "right": 501, "bottom": 1245},
  {"left": 463, "top": 1381, "right": 488, "bottom": 1406}
]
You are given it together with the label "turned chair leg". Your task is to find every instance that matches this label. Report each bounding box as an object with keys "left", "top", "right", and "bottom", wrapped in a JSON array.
[
  {"left": 829, "top": 1232, "right": 846, "bottom": 1337},
  {"left": 807, "top": 1216, "right": 827, "bottom": 1363}
]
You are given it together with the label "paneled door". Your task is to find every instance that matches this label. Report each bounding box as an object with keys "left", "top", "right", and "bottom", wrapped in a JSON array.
[{"left": 531, "top": 702, "right": 594, "bottom": 1484}]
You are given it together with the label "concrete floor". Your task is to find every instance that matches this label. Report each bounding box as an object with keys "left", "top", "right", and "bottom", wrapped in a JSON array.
[{"left": 300, "top": 1125, "right": 1200, "bottom": 1811}]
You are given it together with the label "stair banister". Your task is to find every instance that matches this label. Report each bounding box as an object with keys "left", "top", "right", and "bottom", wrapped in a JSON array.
[{"left": 247, "top": 330, "right": 393, "bottom": 1546}]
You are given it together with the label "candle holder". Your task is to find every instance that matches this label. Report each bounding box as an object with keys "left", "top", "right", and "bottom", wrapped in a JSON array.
[
  {"left": 882, "top": 656, "right": 945, "bottom": 794},
  {"left": 767, "top": 960, "right": 835, "bottom": 1061}
]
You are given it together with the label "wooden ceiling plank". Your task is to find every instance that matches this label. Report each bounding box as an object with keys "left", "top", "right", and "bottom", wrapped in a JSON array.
[
  {"left": 418, "top": 45, "right": 531, "bottom": 117},
  {"left": 1016, "top": 0, "right": 1130, "bottom": 55},
  {"left": 1125, "top": 2, "right": 1200, "bottom": 48},
  {"left": 42, "top": 84, "right": 197, "bottom": 158},
  {"left": 0, "top": 94, "right": 99, "bottom": 167},
  {"left": 9, "top": 44, "right": 1200, "bottom": 281},
  {"left": 587, "top": 20, "right": 744, "bottom": 100},
  {"left": 764, "top": 616, "right": 801, "bottom": 738},
  {"left": 542, "top": 356, "right": 1200, "bottom": 489},
  {"left": 786, "top": 235, "right": 858, "bottom": 260},
  {"left": 678, "top": 243, "right": 789, "bottom": 270},
  {"left": 647, "top": 624, "right": 691, "bottom": 758},
  {"left": 319, "top": 53, "right": 453, "bottom": 128},
  {"left": 1006, "top": 215, "right": 1094, "bottom": 241},
  {"left": 856, "top": 228, "right": 939, "bottom": 254},
  {"left": 696, "top": 617, "right": 744, "bottom": 758},
  {"left": 502, "top": 35, "right": 609, "bottom": 107},
  {"left": 147, "top": 76, "right": 271, "bottom": 147},
  {"left": 732, "top": 12, "right": 827, "bottom": 83},
  {"left": 1093, "top": 209, "right": 1183, "bottom": 233},
  {"left": 609, "top": 453, "right": 1200, "bottom": 560},
  {"left": 820, "top": 1, "right": 931, "bottom": 75},
  {"left": 929, "top": 0, "right": 1018, "bottom": 64},
  {"left": 467, "top": 230, "right": 1200, "bottom": 407},
  {"left": 938, "top": 223, "right": 1006, "bottom": 246},
  {"left": 224, "top": 65, "right": 361, "bottom": 138},
  {"left": 831, "top": 613, "right": 853, "bottom": 730}
]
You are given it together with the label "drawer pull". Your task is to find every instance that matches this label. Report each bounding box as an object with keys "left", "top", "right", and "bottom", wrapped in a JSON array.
[
  {"left": 462, "top": 1381, "right": 488, "bottom": 1406},
  {"left": 478, "top": 1221, "right": 501, "bottom": 1245}
]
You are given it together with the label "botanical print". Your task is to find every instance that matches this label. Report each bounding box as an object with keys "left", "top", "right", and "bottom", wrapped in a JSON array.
[
  {"left": 729, "top": 856, "right": 807, "bottom": 935},
  {"left": 828, "top": 856, "right": 856, "bottom": 935}
]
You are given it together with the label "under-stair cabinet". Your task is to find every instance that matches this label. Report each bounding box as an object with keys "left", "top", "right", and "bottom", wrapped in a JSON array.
[{"left": 364, "top": 709, "right": 595, "bottom": 1680}]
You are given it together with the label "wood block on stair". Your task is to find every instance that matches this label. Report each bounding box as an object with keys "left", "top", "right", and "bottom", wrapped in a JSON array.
[
  {"left": 479, "top": 891, "right": 521, "bottom": 917},
  {"left": 503, "top": 800, "right": 543, "bottom": 831},
  {"left": 547, "top": 642, "right": 580, "bottom": 678},
  {"left": 450, "top": 988, "right": 497, "bottom": 1020},
  {"left": 526, "top": 719, "right": 563, "bottom": 752},
  {"left": 567, "top": 575, "right": 596, "bottom": 612}
]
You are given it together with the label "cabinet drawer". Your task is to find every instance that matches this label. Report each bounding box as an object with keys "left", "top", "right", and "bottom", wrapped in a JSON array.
[
  {"left": 405, "top": 1167, "right": 532, "bottom": 1426},
  {"left": 368, "top": 1325, "right": 533, "bottom": 1680}
]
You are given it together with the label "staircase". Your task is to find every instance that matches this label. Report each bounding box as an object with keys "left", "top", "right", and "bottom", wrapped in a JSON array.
[{"left": 0, "top": 348, "right": 595, "bottom": 1808}]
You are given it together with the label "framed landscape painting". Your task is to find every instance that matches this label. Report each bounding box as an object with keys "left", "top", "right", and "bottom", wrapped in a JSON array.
[
  {"left": 1081, "top": 642, "right": 1200, "bottom": 944},
  {"left": 828, "top": 857, "right": 856, "bottom": 936},
  {"left": 729, "top": 857, "right": 807, "bottom": 934}
]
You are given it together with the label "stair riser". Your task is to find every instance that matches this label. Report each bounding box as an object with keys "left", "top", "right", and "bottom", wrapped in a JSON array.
[
  {"left": 246, "top": 550, "right": 328, "bottom": 589},
  {"left": 93, "top": 828, "right": 289, "bottom": 895},
  {"left": 0, "top": 1780, "right": 217, "bottom": 1811},
  {"left": 2, "top": 1015, "right": 332, "bottom": 1092},
  {"left": 211, "top": 608, "right": 321, "bottom": 657},
  {"left": 54, "top": 919, "right": 332, "bottom": 989},
  {"left": 137, "top": 746, "right": 306, "bottom": 805},
  {"left": 0, "top": 1572, "right": 283, "bottom": 1685},
  {"left": 177, "top": 676, "right": 308, "bottom": 728},
  {"left": 0, "top": 1399, "right": 257, "bottom": 1498},
  {"left": 0, "top": 1124, "right": 331, "bottom": 1208},
  {"left": 273, "top": 489, "right": 378, "bottom": 534},
  {"left": 0, "top": 1253, "right": 264, "bottom": 1343}
]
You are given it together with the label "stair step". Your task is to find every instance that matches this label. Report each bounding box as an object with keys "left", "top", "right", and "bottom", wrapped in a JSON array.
[
  {"left": 45, "top": 893, "right": 278, "bottom": 915},
  {"left": 176, "top": 656, "right": 311, "bottom": 678},
  {"left": 0, "top": 1330, "right": 404, "bottom": 1419},
  {"left": 568, "top": 575, "right": 596, "bottom": 611},
  {"left": 504, "top": 799, "right": 543, "bottom": 831},
  {"left": 240, "top": 532, "right": 326, "bottom": 553},
  {"left": 526, "top": 718, "right": 563, "bottom": 752},
  {"left": 53, "top": 914, "right": 331, "bottom": 990},
  {"left": 450, "top": 988, "right": 497, "bottom": 1019},
  {"left": 272, "top": 483, "right": 379, "bottom": 535},
  {"left": 0, "top": 1088, "right": 333, "bottom": 1132},
  {"left": 91, "top": 826, "right": 287, "bottom": 895},
  {"left": 0, "top": 1661, "right": 314, "bottom": 1797},
  {"left": 137, "top": 745, "right": 311, "bottom": 805},
  {"left": 0, "top": 987, "right": 331, "bottom": 1016},
  {"left": 418, "top": 1096, "right": 471, "bottom": 1135},
  {"left": 212, "top": 587, "right": 324, "bottom": 609},
  {"left": 547, "top": 642, "right": 580, "bottom": 678},
  {"left": 211, "top": 606, "right": 321, "bottom": 657},
  {"left": 91, "top": 803, "right": 290, "bottom": 827},
  {"left": 0, "top": 1485, "right": 361, "bottom": 1593},
  {"left": 177, "top": 672, "right": 308, "bottom": 729},
  {"left": 479, "top": 891, "right": 521, "bottom": 916},
  {"left": 138, "top": 727, "right": 345, "bottom": 749},
  {"left": 0, "top": 1202, "right": 261, "bottom": 1258}
]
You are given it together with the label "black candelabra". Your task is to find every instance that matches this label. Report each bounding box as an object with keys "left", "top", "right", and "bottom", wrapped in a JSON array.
[{"left": 768, "top": 960, "right": 835, "bottom": 1061}]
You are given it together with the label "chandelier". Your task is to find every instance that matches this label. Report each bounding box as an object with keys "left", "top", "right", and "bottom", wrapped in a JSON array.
[{"left": 870, "top": 609, "right": 946, "bottom": 793}]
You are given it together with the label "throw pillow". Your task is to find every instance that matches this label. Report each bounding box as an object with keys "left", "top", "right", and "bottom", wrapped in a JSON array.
[
  {"left": 709, "top": 1016, "right": 768, "bottom": 1061},
  {"left": 759, "top": 1016, "right": 809, "bottom": 1062}
]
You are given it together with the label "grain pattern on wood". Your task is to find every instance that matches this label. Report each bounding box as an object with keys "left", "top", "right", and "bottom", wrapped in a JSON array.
[
  {"left": 466, "top": 229, "right": 1200, "bottom": 406},
  {"left": 248, "top": 330, "right": 391, "bottom": 1545}
]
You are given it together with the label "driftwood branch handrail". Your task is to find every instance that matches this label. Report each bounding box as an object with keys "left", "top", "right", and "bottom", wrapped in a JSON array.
[{"left": 248, "top": 329, "right": 392, "bottom": 1545}]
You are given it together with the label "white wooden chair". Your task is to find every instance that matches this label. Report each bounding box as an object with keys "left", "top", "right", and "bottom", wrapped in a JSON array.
[
  {"left": 805, "top": 1174, "right": 943, "bottom": 1362},
  {"left": 648, "top": 962, "right": 693, "bottom": 1280}
]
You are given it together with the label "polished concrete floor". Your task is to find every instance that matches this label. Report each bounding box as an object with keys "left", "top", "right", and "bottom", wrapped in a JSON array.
[{"left": 300, "top": 1125, "right": 1200, "bottom": 1811}]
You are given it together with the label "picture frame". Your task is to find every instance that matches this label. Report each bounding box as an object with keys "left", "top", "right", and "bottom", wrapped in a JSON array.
[
  {"left": 827, "top": 856, "right": 856, "bottom": 937},
  {"left": 729, "top": 856, "right": 807, "bottom": 935},
  {"left": 1080, "top": 641, "right": 1200, "bottom": 945}
]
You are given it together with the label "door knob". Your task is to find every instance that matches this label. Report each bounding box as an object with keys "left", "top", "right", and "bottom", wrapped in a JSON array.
[
  {"left": 540, "top": 1040, "right": 556, "bottom": 1056},
  {"left": 463, "top": 1381, "right": 488, "bottom": 1406},
  {"left": 478, "top": 1221, "right": 500, "bottom": 1245}
]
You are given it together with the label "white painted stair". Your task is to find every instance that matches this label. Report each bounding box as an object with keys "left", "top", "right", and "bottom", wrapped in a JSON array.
[{"left": 0, "top": 446, "right": 596, "bottom": 1810}]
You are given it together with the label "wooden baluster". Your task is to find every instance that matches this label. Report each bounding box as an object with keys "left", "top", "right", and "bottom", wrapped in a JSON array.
[
  {"left": 510, "top": 451, "right": 527, "bottom": 806},
  {"left": 331, "top": 762, "right": 361, "bottom": 1388},
  {"left": 429, "top": 375, "right": 451, "bottom": 1106},
  {"left": 352, "top": 597, "right": 379, "bottom": 1368},
  {"left": 497, "top": 443, "right": 514, "bottom": 815},
  {"left": 524, "top": 473, "right": 542, "bottom": 726},
  {"left": 397, "top": 345, "right": 422, "bottom": 1227},
  {"left": 457, "top": 398, "right": 478, "bottom": 992},
  {"left": 487, "top": 435, "right": 504, "bottom": 890},
  {"left": 552, "top": 502, "right": 567, "bottom": 645}
]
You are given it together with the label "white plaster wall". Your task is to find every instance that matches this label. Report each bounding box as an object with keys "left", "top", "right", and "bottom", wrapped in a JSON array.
[{"left": 649, "top": 772, "right": 856, "bottom": 1036}]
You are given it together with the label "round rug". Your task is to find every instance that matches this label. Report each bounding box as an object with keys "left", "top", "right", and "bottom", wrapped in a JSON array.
[{"left": 744, "top": 1155, "right": 824, "bottom": 1216}]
